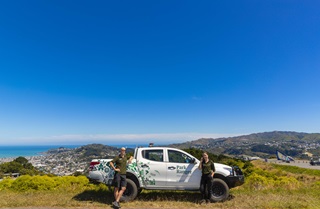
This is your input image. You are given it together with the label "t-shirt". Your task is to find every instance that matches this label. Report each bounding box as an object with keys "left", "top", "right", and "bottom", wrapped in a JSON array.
[
  {"left": 111, "top": 154, "right": 128, "bottom": 175},
  {"left": 202, "top": 160, "right": 215, "bottom": 175}
]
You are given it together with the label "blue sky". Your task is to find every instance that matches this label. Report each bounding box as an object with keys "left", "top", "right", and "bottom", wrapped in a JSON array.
[{"left": 0, "top": 1, "right": 320, "bottom": 145}]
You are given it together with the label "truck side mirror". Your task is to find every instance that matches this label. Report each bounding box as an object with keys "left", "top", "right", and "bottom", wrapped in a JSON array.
[{"left": 191, "top": 158, "right": 196, "bottom": 164}]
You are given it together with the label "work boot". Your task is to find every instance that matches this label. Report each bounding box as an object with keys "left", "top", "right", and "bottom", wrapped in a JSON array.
[
  {"left": 199, "top": 199, "right": 206, "bottom": 205},
  {"left": 112, "top": 201, "right": 120, "bottom": 208}
]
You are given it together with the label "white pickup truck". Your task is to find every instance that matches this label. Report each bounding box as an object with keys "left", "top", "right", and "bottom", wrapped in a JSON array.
[{"left": 88, "top": 147, "right": 244, "bottom": 202}]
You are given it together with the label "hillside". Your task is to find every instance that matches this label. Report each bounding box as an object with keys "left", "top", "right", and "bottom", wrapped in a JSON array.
[
  {"left": 170, "top": 131, "right": 320, "bottom": 159},
  {"left": 29, "top": 144, "right": 134, "bottom": 176},
  {"left": 10, "top": 132, "right": 320, "bottom": 176}
]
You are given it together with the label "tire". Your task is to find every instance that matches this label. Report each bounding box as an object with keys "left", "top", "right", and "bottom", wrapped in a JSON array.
[
  {"left": 120, "top": 179, "right": 138, "bottom": 202},
  {"left": 210, "top": 178, "right": 230, "bottom": 202},
  {"left": 137, "top": 188, "right": 143, "bottom": 196}
]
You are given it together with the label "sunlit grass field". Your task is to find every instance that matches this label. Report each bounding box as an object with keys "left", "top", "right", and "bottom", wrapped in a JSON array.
[{"left": 1, "top": 161, "right": 320, "bottom": 209}]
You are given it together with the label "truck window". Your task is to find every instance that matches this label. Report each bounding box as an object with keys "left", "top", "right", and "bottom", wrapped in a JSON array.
[
  {"left": 168, "top": 150, "right": 193, "bottom": 163},
  {"left": 142, "top": 150, "right": 163, "bottom": 162}
]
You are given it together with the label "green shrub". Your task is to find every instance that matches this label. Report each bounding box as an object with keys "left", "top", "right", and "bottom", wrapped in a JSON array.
[
  {"left": 254, "top": 167, "right": 286, "bottom": 180},
  {"left": 10, "top": 175, "right": 56, "bottom": 191},
  {"left": 273, "top": 176, "right": 301, "bottom": 189},
  {"left": 11, "top": 175, "right": 34, "bottom": 191},
  {"left": 0, "top": 157, "right": 41, "bottom": 175},
  {"left": 245, "top": 173, "right": 271, "bottom": 190},
  {"left": 1, "top": 175, "right": 90, "bottom": 192},
  {"left": 224, "top": 159, "right": 246, "bottom": 169},
  {"left": 53, "top": 175, "right": 89, "bottom": 190},
  {"left": 30, "top": 175, "right": 57, "bottom": 191},
  {"left": 244, "top": 168, "right": 303, "bottom": 191},
  {"left": 242, "top": 165, "right": 255, "bottom": 177},
  {"left": 312, "top": 181, "right": 320, "bottom": 188},
  {"left": 0, "top": 178, "right": 14, "bottom": 191}
]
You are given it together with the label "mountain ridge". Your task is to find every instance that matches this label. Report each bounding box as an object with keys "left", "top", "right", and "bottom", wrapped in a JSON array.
[{"left": 169, "top": 131, "right": 320, "bottom": 158}]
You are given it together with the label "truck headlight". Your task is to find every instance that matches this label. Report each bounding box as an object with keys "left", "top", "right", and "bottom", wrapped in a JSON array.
[{"left": 223, "top": 167, "right": 233, "bottom": 175}]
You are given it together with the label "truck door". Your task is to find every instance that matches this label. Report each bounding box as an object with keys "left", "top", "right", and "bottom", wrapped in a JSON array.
[
  {"left": 166, "top": 149, "right": 201, "bottom": 189},
  {"left": 137, "top": 149, "right": 167, "bottom": 188}
]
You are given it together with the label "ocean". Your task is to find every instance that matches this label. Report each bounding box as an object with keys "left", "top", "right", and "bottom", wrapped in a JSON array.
[
  {"left": 0, "top": 143, "right": 156, "bottom": 158},
  {"left": 0, "top": 145, "right": 80, "bottom": 158}
]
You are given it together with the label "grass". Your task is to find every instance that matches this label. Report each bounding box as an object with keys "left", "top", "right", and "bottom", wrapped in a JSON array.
[
  {"left": 1, "top": 161, "right": 320, "bottom": 209},
  {"left": 271, "top": 164, "right": 320, "bottom": 177},
  {"left": 1, "top": 187, "right": 319, "bottom": 209}
]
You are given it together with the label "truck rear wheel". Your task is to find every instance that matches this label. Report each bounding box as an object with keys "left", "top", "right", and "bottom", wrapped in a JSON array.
[
  {"left": 120, "top": 179, "right": 138, "bottom": 202},
  {"left": 210, "top": 178, "right": 230, "bottom": 202}
]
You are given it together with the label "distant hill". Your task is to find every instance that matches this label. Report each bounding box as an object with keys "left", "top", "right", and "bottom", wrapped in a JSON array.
[
  {"left": 45, "top": 143, "right": 134, "bottom": 163},
  {"left": 35, "top": 144, "right": 136, "bottom": 175},
  {"left": 170, "top": 131, "right": 320, "bottom": 158}
]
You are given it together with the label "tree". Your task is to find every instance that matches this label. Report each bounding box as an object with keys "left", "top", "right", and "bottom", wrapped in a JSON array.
[
  {"left": 0, "top": 161, "right": 23, "bottom": 173},
  {"left": 14, "top": 157, "right": 29, "bottom": 166},
  {"left": 0, "top": 157, "right": 40, "bottom": 176}
]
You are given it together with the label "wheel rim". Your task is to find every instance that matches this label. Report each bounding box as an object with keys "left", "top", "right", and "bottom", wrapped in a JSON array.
[{"left": 212, "top": 183, "right": 226, "bottom": 197}]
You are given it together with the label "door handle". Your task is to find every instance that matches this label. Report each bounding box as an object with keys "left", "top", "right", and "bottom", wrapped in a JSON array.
[
  {"left": 141, "top": 164, "right": 149, "bottom": 168},
  {"left": 168, "top": 166, "right": 176, "bottom": 170}
]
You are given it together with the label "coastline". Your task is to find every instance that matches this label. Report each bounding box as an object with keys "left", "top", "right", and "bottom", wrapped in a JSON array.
[
  {"left": 0, "top": 145, "right": 76, "bottom": 165},
  {"left": 0, "top": 145, "right": 81, "bottom": 159},
  {"left": 0, "top": 155, "right": 44, "bottom": 163},
  {"left": 1, "top": 143, "right": 153, "bottom": 176},
  {"left": 0, "top": 144, "right": 108, "bottom": 176}
]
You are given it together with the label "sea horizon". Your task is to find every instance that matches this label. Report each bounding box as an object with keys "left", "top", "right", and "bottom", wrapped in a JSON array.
[
  {"left": 0, "top": 145, "right": 80, "bottom": 158},
  {"left": 0, "top": 143, "right": 164, "bottom": 158}
]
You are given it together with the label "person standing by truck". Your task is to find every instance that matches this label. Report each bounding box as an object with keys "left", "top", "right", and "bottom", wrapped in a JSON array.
[
  {"left": 198, "top": 151, "right": 215, "bottom": 203},
  {"left": 109, "top": 147, "right": 133, "bottom": 208}
]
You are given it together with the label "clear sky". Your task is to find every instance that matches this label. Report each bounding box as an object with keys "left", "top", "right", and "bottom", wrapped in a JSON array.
[{"left": 1, "top": 1, "right": 320, "bottom": 145}]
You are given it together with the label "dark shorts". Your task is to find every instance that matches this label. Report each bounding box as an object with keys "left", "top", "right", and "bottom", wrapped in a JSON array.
[{"left": 113, "top": 173, "right": 127, "bottom": 188}]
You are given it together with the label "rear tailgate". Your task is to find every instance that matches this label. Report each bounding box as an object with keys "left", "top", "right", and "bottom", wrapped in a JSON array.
[{"left": 87, "top": 159, "right": 112, "bottom": 183}]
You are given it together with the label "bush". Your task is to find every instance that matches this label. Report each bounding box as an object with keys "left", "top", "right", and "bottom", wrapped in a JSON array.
[
  {"left": 243, "top": 166, "right": 303, "bottom": 191},
  {"left": 245, "top": 173, "right": 271, "bottom": 190},
  {"left": 312, "top": 181, "right": 320, "bottom": 188},
  {"left": 0, "top": 175, "right": 90, "bottom": 192},
  {"left": 0, "top": 178, "right": 14, "bottom": 191},
  {"left": 0, "top": 157, "right": 41, "bottom": 175},
  {"left": 274, "top": 176, "right": 300, "bottom": 189},
  {"left": 11, "top": 175, "right": 56, "bottom": 191},
  {"left": 53, "top": 175, "right": 89, "bottom": 190}
]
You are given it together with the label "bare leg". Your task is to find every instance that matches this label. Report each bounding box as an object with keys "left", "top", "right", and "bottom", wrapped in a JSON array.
[
  {"left": 116, "top": 187, "right": 126, "bottom": 202},
  {"left": 114, "top": 187, "right": 119, "bottom": 200}
]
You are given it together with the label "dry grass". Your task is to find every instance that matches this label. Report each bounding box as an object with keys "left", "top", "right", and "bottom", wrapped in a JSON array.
[{"left": 1, "top": 187, "right": 320, "bottom": 209}]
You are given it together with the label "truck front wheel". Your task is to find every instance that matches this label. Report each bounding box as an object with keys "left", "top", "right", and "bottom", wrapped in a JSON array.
[
  {"left": 120, "top": 179, "right": 138, "bottom": 202},
  {"left": 210, "top": 178, "right": 230, "bottom": 202}
]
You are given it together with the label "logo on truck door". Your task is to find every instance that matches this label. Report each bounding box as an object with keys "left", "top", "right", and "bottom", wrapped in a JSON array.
[{"left": 176, "top": 165, "right": 191, "bottom": 174}]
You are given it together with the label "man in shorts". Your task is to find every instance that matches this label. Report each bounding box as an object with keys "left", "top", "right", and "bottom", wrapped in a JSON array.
[{"left": 109, "top": 147, "right": 133, "bottom": 208}]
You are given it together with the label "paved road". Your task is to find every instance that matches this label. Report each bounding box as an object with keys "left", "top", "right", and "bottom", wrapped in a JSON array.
[{"left": 266, "top": 159, "right": 320, "bottom": 170}]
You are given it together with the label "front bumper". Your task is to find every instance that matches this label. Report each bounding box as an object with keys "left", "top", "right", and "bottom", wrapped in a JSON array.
[
  {"left": 226, "top": 166, "right": 245, "bottom": 188},
  {"left": 226, "top": 175, "right": 245, "bottom": 188}
]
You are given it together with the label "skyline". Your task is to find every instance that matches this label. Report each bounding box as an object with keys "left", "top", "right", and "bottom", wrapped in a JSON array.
[{"left": 1, "top": 1, "right": 320, "bottom": 145}]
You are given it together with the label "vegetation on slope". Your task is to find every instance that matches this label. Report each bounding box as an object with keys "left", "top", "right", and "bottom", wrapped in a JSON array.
[
  {"left": 0, "top": 157, "right": 42, "bottom": 177},
  {"left": 172, "top": 131, "right": 320, "bottom": 158},
  {"left": 1, "top": 149, "right": 320, "bottom": 208}
]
